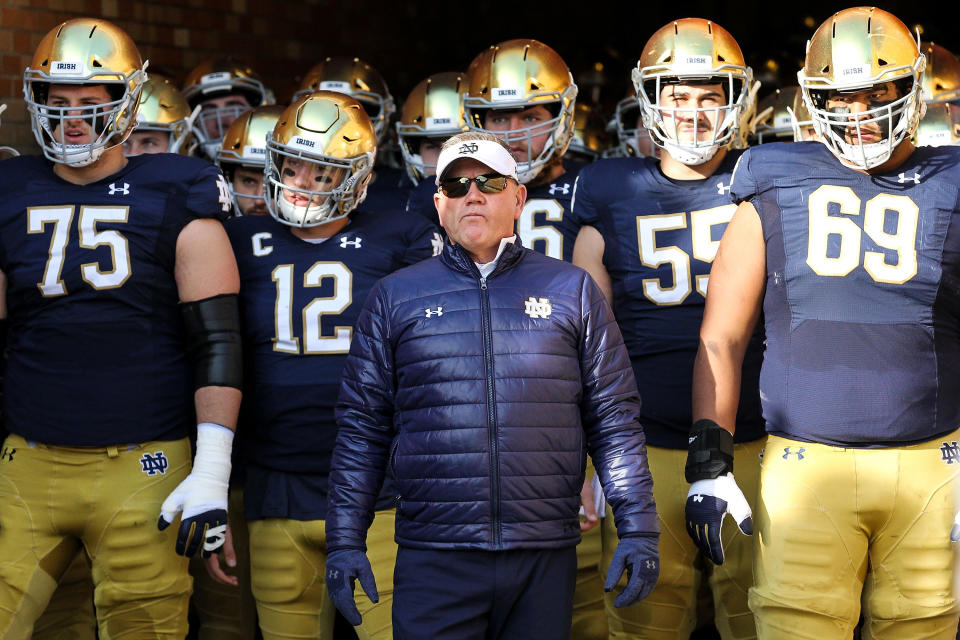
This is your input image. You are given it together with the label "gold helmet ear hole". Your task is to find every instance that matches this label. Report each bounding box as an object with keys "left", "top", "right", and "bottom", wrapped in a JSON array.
[
  {"left": 92, "top": 59, "right": 103, "bottom": 68},
  {"left": 718, "top": 54, "right": 727, "bottom": 62},
  {"left": 530, "top": 82, "right": 539, "bottom": 91},
  {"left": 878, "top": 58, "right": 888, "bottom": 66},
  {"left": 822, "top": 65, "right": 830, "bottom": 73}
]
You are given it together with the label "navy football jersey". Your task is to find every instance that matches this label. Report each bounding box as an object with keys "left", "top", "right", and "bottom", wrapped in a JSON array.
[
  {"left": 227, "top": 211, "right": 441, "bottom": 519},
  {"left": 0, "top": 154, "right": 231, "bottom": 446},
  {"left": 519, "top": 165, "right": 582, "bottom": 262},
  {"left": 573, "top": 152, "right": 764, "bottom": 448},
  {"left": 405, "top": 177, "right": 441, "bottom": 231},
  {"left": 732, "top": 142, "right": 960, "bottom": 446},
  {"left": 363, "top": 166, "right": 413, "bottom": 216}
]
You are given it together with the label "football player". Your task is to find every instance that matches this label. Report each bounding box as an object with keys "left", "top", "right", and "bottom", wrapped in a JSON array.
[
  {"left": 214, "top": 91, "right": 440, "bottom": 640},
  {"left": 464, "top": 39, "right": 582, "bottom": 263},
  {"left": 0, "top": 18, "right": 242, "bottom": 637},
  {"left": 182, "top": 57, "right": 274, "bottom": 160},
  {"left": 566, "top": 102, "right": 610, "bottom": 165},
  {"left": 123, "top": 76, "right": 196, "bottom": 156},
  {"left": 217, "top": 105, "right": 285, "bottom": 216},
  {"left": 572, "top": 18, "right": 764, "bottom": 640},
  {"left": 399, "top": 71, "right": 470, "bottom": 231},
  {"left": 609, "top": 87, "right": 660, "bottom": 159},
  {"left": 293, "top": 57, "right": 409, "bottom": 216},
  {"left": 914, "top": 42, "right": 960, "bottom": 148},
  {"left": 691, "top": 7, "right": 960, "bottom": 638}
]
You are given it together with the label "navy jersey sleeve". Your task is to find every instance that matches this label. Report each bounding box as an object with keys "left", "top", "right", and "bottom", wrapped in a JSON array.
[
  {"left": 186, "top": 159, "right": 233, "bottom": 221},
  {"left": 403, "top": 217, "right": 442, "bottom": 266},
  {"left": 570, "top": 170, "right": 597, "bottom": 227},
  {"left": 729, "top": 146, "right": 759, "bottom": 204}
]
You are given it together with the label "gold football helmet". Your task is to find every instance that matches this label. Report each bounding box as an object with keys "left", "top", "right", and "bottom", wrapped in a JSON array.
[
  {"left": 798, "top": 7, "right": 925, "bottom": 169},
  {"left": 463, "top": 39, "right": 578, "bottom": 183},
  {"left": 914, "top": 102, "right": 960, "bottom": 146},
  {"left": 130, "top": 77, "right": 196, "bottom": 155},
  {"left": 217, "top": 105, "right": 285, "bottom": 213},
  {"left": 24, "top": 18, "right": 146, "bottom": 166},
  {"left": 294, "top": 57, "right": 395, "bottom": 143},
  {"left": 396, "top": 71, "right": 469, "bottom": 185},
  {"left": 567, "top": 102, "right": 609, "bottom": 162},
  {"left": 633, "top": 18, "right": 753, "bottom": 165},
  {"left": 919, "top": 42, "right": 960, "bottom": 103},
  {"left": 265, "top": 91, "right": 377, "bottom": 228},
  {"left": 182, "top": 58, "right": 273, "bottom": 158}
]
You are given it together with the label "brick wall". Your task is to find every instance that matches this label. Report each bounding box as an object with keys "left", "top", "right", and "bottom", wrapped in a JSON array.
[{"left": 0, "top": 0, "right": 368, "bottom": 151}]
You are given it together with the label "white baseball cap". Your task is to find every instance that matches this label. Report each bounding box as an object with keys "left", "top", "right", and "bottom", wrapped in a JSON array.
[{"left": 435, "top": 138, "right": 519, "bottom": 185}]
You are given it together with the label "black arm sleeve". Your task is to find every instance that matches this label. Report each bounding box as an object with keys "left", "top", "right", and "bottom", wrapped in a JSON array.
[{"left": 180, "top": 293, "right": 243, "bottom": 390}]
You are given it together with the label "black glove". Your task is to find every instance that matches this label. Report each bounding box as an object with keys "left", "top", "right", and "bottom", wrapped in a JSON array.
[
  {"left": 326, "top": 549, "right": 379, "bottom": 626},
  {"left": 603, "top": 535, "right": 659, "bottom": 607}
]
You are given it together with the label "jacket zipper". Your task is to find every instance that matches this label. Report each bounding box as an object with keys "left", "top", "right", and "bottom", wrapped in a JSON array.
[{"left": 478, "top": 274, "right": 502, "bottom": 548}]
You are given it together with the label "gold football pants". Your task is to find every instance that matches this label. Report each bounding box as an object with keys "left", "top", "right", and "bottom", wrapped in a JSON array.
[
  {"left": 751, "top": 433, "right": 960, "bottom": 640},
  {"left": 248, "top": 509, "right": 397, "bottom": 640},
  {"left": 32, "top": 549, "right": 95, "bottom": 640},
  {"left": 190, "top": 486, "right": 256, "bottom": 640},
  {"left": 0, "top": 434, "right": 192, "bottom": 639},
  {"left": 601, "top": 440, "right": 764, "bottom": 639}
]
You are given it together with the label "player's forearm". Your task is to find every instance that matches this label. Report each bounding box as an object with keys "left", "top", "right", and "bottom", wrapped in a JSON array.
[
  {"left": 691, "top": 338, "right": 744, "bottom": 435},
  {"left": 194, "top": 386, "right": 242, "bottom": 431}
]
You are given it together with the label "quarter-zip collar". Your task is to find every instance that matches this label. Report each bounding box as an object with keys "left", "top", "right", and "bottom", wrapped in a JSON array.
[{"left": 440, "top": 236, "right": 526, "bottom": 279}]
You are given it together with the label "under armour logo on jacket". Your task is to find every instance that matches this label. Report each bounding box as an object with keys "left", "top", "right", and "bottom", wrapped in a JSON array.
[
  {"left": 716, "top": 181, "right": 731, "bottom": 195},
  {"left": 425, "top": 307, "right": 443, "bottom": 317},
  {"left": 430, "top": 232, "right": 444, "bottom": 256},
  {"left": 898, "top": 172, "right": 921, "bottom": 184},
  {"left": 108, "top": 182, "right": 130, "bottom": 196},
  {"left": 340, "top": 237, "right": 362, "bottom": 249},
  {"left": 549, "top": 183, "right": 571, "bottom": 196},
  {"left": 524, "top": 297, "right": 552, "bottom": 319},
  {"left": 782, "top": 447, "right": 805, "bottom": 460},
  {"left": 140, "top": 451, "right": 169, "bottom": 475}
]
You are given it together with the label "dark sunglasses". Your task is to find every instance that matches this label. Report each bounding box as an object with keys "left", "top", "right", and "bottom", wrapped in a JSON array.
[{"left": 438, "top": 173, "right": 512, "bottom": 198}]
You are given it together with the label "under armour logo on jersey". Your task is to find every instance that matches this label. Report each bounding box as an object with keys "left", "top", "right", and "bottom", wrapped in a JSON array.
[
  {"left": 0, "top": 446, "right": 15, "bottom": 462},
  {"left": 140, "top": 451, "right": 169, "bottom": 476},
  {"left": 524, "top": 297, "right": 552, "bottom": 319},
  {"left": 898, "top": 172, "right": 921, "bottom": 184},
  {"left": 458, "top": 143, "right": 479, "bottom": 154},
  {"left": 548, "top": 182, "right": 571, "bottom": 196},
  {"left": 339, "top": 236, "right": 362, "bottom": 249},
  {"left": 716, "top": 181, "right": 731, "bottom": 195},
  {"left": 431, "top": 232, "right": 444, "bottom": 256},
  {"left": 644, "top": 560, "right": 657, "bottom": 570},
  {"left": 692, "top": 495, "right": 704, "bottom": 503},
  {"left": 782, "top": 447, "right": 805, "bottom": 460},
  {"left": 108, "top": 182, "right": 130, "bottom": 196},
  {"left": 425, "top": 306, "right": 443, "bottom": 317},
  {"left": 327, "top": 568, "right": 340, "bottom": 580},
  {"left": 940, "top": 441, "right": 960, "bottom": 464},
  {"left": 215, "top": 174, "right": 232, "bottom": 212}
]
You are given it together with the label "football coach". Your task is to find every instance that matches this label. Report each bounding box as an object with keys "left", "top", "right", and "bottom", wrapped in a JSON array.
[{"left": 324, "top": 131, "right": 659, "bottom": 640}]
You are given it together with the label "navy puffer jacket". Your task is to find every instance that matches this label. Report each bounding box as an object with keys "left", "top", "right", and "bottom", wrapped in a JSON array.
[{"left": 327, "top": 240, "right": 658, "bottom": 551}]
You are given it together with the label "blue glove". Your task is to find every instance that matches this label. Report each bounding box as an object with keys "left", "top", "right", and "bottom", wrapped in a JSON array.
[
  {"left": 603, "top": 535, "right": 659, "bottom": 607},
  {"left": 685, "top": 472, "right": 752, "bottom": 565},
  {"left": 326, "top": 549, "right": 379, "bottom": 626}
]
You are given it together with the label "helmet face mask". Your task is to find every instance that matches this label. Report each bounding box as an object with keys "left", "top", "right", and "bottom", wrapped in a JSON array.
[
  {"left": 798, "top": 7, "right": 926, "bottom": 170},
  {"left": 634, "top": 18, "right": 752, "bottom": 166},
  {"left": 24, "top": 19, "right": 146, "bottom": 167},
  {"left": 463, "top": 39, "right": 578, "bottom": 184},
  {"left": 264, "top": 92, "right": 377, "bottom": 229}
]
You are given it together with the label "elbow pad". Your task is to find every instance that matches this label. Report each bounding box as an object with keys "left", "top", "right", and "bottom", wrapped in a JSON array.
[{"left": 180, "top": 293, "right": 242, "bottom": 390}]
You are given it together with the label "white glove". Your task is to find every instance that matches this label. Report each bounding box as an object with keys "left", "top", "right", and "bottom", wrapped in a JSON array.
[
  {"left": 158, "top": 422, "right": 233, "bottom": 557},
  {"left": 951, "top": 512, "right": 960, "bottom": 542},
  {"left": 685, "top": 472, "right": 752, "bottom": 565}
]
